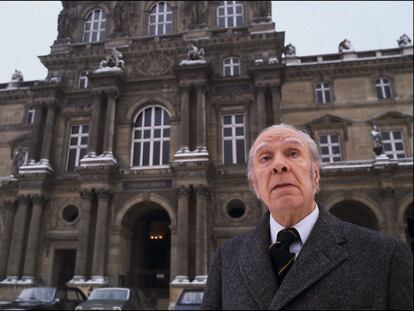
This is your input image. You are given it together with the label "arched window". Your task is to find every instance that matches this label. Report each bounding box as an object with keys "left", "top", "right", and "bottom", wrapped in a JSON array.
[
  {"left": 148, "top": 2, "right": 173, "bottom": 36},
  {"left": 375, "top": 78, "right": 392, "bottom": 99},
  {"left": 132, "top": 106, "right": 170, "bottom": 167},
  {"left": 223, "top": 57, "right": 240, "bottom": 77},
  {"left": 78, "top": 71, "right": 90, "bottom": 89},
  {"left": 83, "top": 9, "right": 106, "bottom": 43},
  {"left": 217, "top": 1, "right": 244, "bottom": 28}
]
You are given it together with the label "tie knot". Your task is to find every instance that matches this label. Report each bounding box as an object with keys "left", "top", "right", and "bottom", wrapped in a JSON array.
[{"left": 276, "top": 228, "right": 300, "bottom": 245}]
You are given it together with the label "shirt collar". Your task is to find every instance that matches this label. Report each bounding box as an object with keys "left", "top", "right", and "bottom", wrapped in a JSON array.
[{"left": 270, "top": 203, "right": 320, "bottom": 244}]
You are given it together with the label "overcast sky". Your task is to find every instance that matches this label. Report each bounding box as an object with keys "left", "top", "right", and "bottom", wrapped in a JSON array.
[{"left": 0, "top": 1, "right": 412, "bottom": 83}]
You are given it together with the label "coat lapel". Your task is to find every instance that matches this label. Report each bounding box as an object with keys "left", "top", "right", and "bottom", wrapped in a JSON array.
[
  {"left": 270, "top": 206, "right": 349, "bottom": 309},
  {"left": 239, "top": 213, "right": 278, "bottom": 309}
]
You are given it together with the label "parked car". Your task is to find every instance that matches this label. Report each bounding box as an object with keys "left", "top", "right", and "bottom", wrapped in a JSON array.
[
  {"left": 0, "top": 287, "right": 86, "bottom": 310},
  {"left": 75, "top": 287, "right": 154, "bottom": 310},
  {"left": 174, "top": 289, "right": 204, "bottom": 310}
]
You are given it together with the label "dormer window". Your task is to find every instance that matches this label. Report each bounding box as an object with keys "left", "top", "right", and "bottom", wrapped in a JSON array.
[
  {"left": 83, "top": 9, "right": 106, "bottom": 43},
  {"left": 149, "top": 2, "right": 173, "bottom": 36},
  {"left": 217, "top": 1, "right": 244, "bottom": 28},
  {"left": 375, "top": 78, "right": 392, "bottom": 99},
  {"left": 78, "top": 72, "right": 90, "bottom": 89},
  {"left": 223, "top": 57, "right": 240, "bottom": 77}
]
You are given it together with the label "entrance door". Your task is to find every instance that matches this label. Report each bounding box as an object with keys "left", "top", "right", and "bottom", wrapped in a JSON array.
[
  {"left": 129, "top": 207, "right": 171, "bottom": 299},
  {"left": 52, "top": 249, "right": 76, "bottom": 286}
]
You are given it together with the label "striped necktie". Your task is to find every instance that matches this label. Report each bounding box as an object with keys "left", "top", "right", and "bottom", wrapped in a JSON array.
[{"left": 269, "top": 227, "right": 301, "bottom": 284}]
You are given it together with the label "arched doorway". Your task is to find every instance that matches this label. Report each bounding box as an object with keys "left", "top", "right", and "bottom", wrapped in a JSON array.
[
  {"left": 122, "top": 202, "right": 171, "bottom": 300},
  {"left": 330, "top": 200, "right": 379, "bottom": 230}
]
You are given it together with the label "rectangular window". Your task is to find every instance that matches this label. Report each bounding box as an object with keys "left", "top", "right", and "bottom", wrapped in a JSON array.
[
  {"left": 315, "top": 82, "right": 331, "bottom": 104},
  {"left": 26, "top": 107, "right": 35, "bottom": 124},
  {"left": 319, "top": 133, "right": 342, "bottom": 163},
  {"left": 66, "top": 124, "right": 89, "bottom": 172},
  {"left": 381, "top": 130, "right": 406, "bottom": 159},
  {"left": 222, "top": 113, "right": 246, "bottom": 165}
]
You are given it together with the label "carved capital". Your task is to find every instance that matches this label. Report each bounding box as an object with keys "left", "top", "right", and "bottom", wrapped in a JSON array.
[
  {"left": 179, "top": 85, "right": 192, "bottom": 94},
  {"left": 195, "top": 185, "right": 209, "bottom": 196},
  {"left": 380, "top": 187, "right": 396, "bottom": 198},
  {"left": 104, "top": 88, "right": 119, "bottom": 99},
  {"left": 178, "top": 185, "right": 189, "bottom": 197},
  {"left": 17, "top": 195, "right": 30, "bottom": 205},
  {"left": 31, "top": 194, "right": 47, "bottom": 205},
  {"left": 80, "top": 189, "right": 94, "bottom": 200},
  {"left": 96, "top": 188, "right": 113, "bottom": 200}
]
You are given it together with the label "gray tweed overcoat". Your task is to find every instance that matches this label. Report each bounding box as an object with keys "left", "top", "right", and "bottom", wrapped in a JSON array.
[{"left": 201, "top": 206, "right": 413, "bottom": 310}]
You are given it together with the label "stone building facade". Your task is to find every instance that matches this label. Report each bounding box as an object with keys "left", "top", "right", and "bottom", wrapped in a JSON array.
[{"left": 0, "top": 1, "right": 412, "bottom": 306}]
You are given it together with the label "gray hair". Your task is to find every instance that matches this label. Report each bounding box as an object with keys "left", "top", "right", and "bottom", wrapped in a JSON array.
[{"left": 247, "top": 124, "right": 321, "bottom": 193}]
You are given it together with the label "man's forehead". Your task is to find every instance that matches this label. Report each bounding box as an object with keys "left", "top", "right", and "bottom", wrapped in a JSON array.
[{"left": 253, "top": 129, "right": 305, "bottom": 150}]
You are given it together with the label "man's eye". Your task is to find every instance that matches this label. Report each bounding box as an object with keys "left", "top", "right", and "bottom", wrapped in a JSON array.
[
  {"left": 259, "top": 155, "right": 271, "bottom": 162},
  {"left": 289, "top": 150, "right": 299, "bottom": 157}
]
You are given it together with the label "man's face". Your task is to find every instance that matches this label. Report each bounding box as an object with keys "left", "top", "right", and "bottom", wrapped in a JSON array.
[{"left": 251, "top": 128, "right": 320, "bottom": 224}]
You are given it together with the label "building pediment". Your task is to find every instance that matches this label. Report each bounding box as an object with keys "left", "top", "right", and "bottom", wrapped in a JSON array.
[
  {"left": 368, "top": 111, "right": 413, "bottom": 136},
  {"left": 305, "top": 114, "right": 352, "bottom": 140}
]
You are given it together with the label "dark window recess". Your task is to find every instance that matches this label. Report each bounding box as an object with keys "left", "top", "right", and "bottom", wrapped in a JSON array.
[
  {"left": 227, "top": 199, "right": 246, "bottom": 219},
  {"left": 62, "top": 205, "right": 79, "bottom": 223}
]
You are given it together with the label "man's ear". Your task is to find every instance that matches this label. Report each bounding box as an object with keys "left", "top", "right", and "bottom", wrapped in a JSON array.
[{"left": 314, "top": 166, "right": 320, "bottom": 190}]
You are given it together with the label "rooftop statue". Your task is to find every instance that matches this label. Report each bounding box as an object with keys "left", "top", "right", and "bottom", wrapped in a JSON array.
[
  {"left": 397, "top": 34, "right": 412, "bottom": 47},
  {"left": 284, "top": 43, "right": 296, "bottom": 56},
  {"left": 186, "top": 44, "right": 205, "bottom": 61},
  {"left": 371, "top": 125, "right": 386, "bottom": 157},
  {"left": 11, "top": 69, "right": 24, "bottom": 82},
  {"left": 338, "top": 38, "right": 354, "bottom": 52},
  {"left": 97, "top": 48, "right": 124, "bottom": 71}
]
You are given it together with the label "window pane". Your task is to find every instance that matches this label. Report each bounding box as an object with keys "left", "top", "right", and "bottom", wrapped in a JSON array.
[
  {"left": 219, "top": 8, "right": 225, "bottom": 15},
  {"left": 224, "top": 140, "right": 233, "bottom": 165},
  {"left": 134, "top": 130, "right": 141, "bottom": 139},
  {"left": 154, "top": 129, "right": 161, "bottom": 138},
  {"left": 392, "top": 131, "right": 402, "bottom": 139},
  {"left": 228, "top": 18, "right": 234, "bottom": 27},
  {"left": 70, "top": 137, "right": 78, "bottom": 145},
  {"left": 376, "top": 86, "right": 383, "bottom": 99},
  {"left": 219, "top": 18, "right": 225, "bottom": 27},
  {"left": 82, "top": 125, "right": 89, "bottom": 133},
  {"left": 330, "top": 135, "right": 339, "bottom": 143},
  {"left": 395, "top": 142, "right": 404, "bottom": 151},
  {"left": 81, "top": 137, "right": 88, "bottom": 145},
  {"left": 397, "top": 153, "right": 405, "bottom": 159},
  {"left": 135, "top": 114, "right": 143, "bottom": 127},
  {"left": 163, "top": 128, "right": 170, "bottom": 137},
  {"left": 321, "top": 146, "right": 329, "bottom": 154},
  {"left": 325, "top": 91, "right": 331, "bottom": 102},
  {"left": 166, "top": 14, "right": 172, "bottom": 22},
  {"left": 149, "top": 25, "right": 156, "bottom": 35},
  {"left": 224, "top": 67, "right": 231, "bottom": 76},
  {"left": 235, "top": 115, "right": 243, "bottom": 124},
  {"left": 322, "top": 157, "right": 330, "bottom": 163},
  {"left": 223, "top": 116, "right": 232, "bottom": 124},
  {"left": 163, "top": 112, "right": 170, "bottom": 124},
  {"left": 67, "top": 150, "right": 77, "bottom": 172},
  {"left": 71, "top": 126, "right": 79, "bottom": 134},
  {"left": 236, "top": 140, "right": 245, "bottom": 164},
  {"left": 320, "top": 135, "right": 328, "bottom": 144},
  {"left": 153, "top": 141, "right": 160, "bottom": 165},
  {"left": 316, "top": 91, "right": 323, "bottom": 103},
  {"left": 92, "top": 32, "right": 98, "bottom": 42},
  {"left": 144, "top": 109, "right": 152, "bottom": 126},
  {"left": 381, "top": 132, "right": 390, "bottom": 140},
  {"left": 236, "top": 16, "right": 243, "bottom": 26},
  {"left": 162, "top": 141, "right": 169, "bottom": 164},
  {"left": 385, "top": 86, "right": 391, "bottom": 98},
  {"left": 235, "top": 127, "right": 244, "bottom": 136},
  {"left": 143, "top": 142, "right": 150, "bottom": 165},
  {"left": 133, "top": 143, "right": 141, "bottom": 166},
  {"left": 333, "top": 157, "right": 341, "bottom": 162},
  {"left": 227, "top": 7, "right": 233, "bottom": 14},
  {"left": 150, "top": 15, "right": 156, "bottom": 23},
  {"left": 223, "top": 128, "right": 232, "bottom": 137},
  {"left": 79, "top": 148, "right": 87, "bottom": 161},
  {"left": 383, "top": 143, "right": 392, "bottom": 151},
  {"left": 144, "top": 130, "right": 151, "bottom": 139},
  {"left": 233, "top": 66, "right": 240, "bottom": 76},
  {"left": 154, "top": 107, "right": 162, "bottom": 125},
  {"left": 332, "top": 146, "right": 340, "bottom": 154}
]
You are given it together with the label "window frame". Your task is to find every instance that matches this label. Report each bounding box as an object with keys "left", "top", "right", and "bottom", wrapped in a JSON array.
[
  {"left": 319, "top": 133, "right": 343, "bottom": 163},
  {"left": 222, "top": 113, "right": 246, "bottom": 165},
  {"left": 82, "top": 9, "right": 107, "bottom": 43},
  {"left": 217, "top": 1, "right": 244, "bottom": 28},
  {"left": 66, "top": 124, "right": 89, "bottom": 172},
  {"left": 78, "top": 71, "right": 90, "bottom": 89},
  {"left": 315, "top": 82, "right": 332, "bottom": 104},
  {"left": 131, "top": 105, "right": 171, "bottom": 169},
  {"left": 148, "top": 2, "right": 173, "bottom": 36},
  {"left": 26, "top": 106, "right": 36, "bottom": 124},
  {"left": 375, "top": 77, "right": 392, "bottom": 100},
  {"left": 223, "top": 57, "right": 241, "bottom": 77},
  {"left": 381, "top": 129, "right": 406, "bottom": 160}
]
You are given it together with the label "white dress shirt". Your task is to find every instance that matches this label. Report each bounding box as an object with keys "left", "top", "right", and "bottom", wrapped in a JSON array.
[{"left": 269, "top": 203, "right": 319, "bottom": 258}]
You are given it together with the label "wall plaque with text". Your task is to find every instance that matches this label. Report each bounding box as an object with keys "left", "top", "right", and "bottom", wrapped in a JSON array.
[{"left": 123, "top": 180, "right": 172, "bottom": 191}]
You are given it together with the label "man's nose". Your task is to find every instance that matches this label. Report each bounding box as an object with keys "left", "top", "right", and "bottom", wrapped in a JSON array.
[{"left": 272, "top": 158, "right": 289, "bottom": 174}]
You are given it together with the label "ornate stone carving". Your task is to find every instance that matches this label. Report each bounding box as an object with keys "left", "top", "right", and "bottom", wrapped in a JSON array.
[
  {"left": 338, "top": 39, "right": 354, "bottom": 52},
  {"left": 196, "top": 186, "right": 209, "bottom": 196},
  {"left": 96, "top": 188, "right": 113, "bottom": 199},
  {"left": 284, "top": 43, "right": 296, "bottom": 56},
  {"left": 397, "top": 34, "right": 412, "bottom": 47},
  {"left": 178, "top": 186, "right": 189, "bottom": 196},
  {"left": 80, "top": 189, "right": 94, "bottom": 200},
  {"left": 57, "top": 6, "right": 77, "bottom": 40},
  {"left": 31, "top": 194, "right": 47, "bottom": 205},
  {"left": 183, "top": 1, "right": 208, "bottom": 29},
  {"left": 98, "top": 48, "right": 124, "bottom": 70},
  {"left": 136, "top": 52, "right": 174, "bottom": 77},
  {"left": 371, "top": 125, "right": 386, "bottom": 156},
  {"left": 112, "top": 1, "right": 130, "bottom": 36},
  {"left": 17, "top": 195, "right": 29, "bottom": 205}
]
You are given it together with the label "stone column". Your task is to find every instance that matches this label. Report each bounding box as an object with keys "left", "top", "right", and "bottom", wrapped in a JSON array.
[
  {"left": 256, "top": 86, "right": 266, "bottom": 131},
  {"left": 194, "top": 186, "right": 208, "bottom": 282},
  {"left": 6, "top": 195, "right": 29, "bottom": 281},
  {"left": 174, "top": 186, "right": 190, "bottom": 283},
  {"left": 72, "top": 190, "right": 94, "bottom": 283},
  {"left": 271, "top": 85, "right": 282, "bottom": 125},
  {"left": 87, "top": 91, "right": 102, "bottom": 156},
  {"left": 178, "top": 86, "right": 190, "bottom": 153},
  {"left": 103, "top": 91, "right": 118, "bottom": 156},
  {"left": 196, "top": 86, "right": 207, "bottom": 153},
  {"left": 22, "top": 195, "right": 45, "bottom": 283},
  {"left": 40, "top": 104, "right": 56, "bottom": 164},
  {"left": 0, "top": 200, "right": 16, "bottom": 279},
  {"left": 91, "top": 189, "right": 111, "bottom": 282},
  {"left": 381, "top": 187, "right": 399, "bottom": 237}
]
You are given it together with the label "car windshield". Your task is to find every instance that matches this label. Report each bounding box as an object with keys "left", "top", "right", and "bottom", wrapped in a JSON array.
[
  {"left": 179, "top": 291, "right": 204, "bottom": 305},
  {"left": 88, "top": 289, "right": 129, "bottom": 301},
  {"left": 16, "top": 288, "right": 55, "bottom": 302}
]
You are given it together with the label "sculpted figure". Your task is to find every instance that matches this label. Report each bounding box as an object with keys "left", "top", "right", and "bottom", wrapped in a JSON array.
[
  {"left": 371, "top": 125, "right": 385, "bottom": 156},
  {"left": 186, "top": 44, "right": 205, "bottom": 61},
  {"left": 338, "top": 38, "right": 354, "bottom": 52},
  {"left": 284, "top": 43, "right": 296, "bottom": 56},
  {"left": 11, "top": 69, "right": 23, "bottom": 82},
  {"left": 397, "top": 34, "right": 412, "bottom": 47}
]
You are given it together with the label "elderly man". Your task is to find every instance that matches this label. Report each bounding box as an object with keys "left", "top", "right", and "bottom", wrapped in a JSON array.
[{"left": 201, "top": 124, "right": 413, "bottom": 310}]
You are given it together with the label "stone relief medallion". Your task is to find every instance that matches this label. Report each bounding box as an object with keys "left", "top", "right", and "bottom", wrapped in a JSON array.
[{"left": 136, "top": 52, "right": 174, "bottom": 77}]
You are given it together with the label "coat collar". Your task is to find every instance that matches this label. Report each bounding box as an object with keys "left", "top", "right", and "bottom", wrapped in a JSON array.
[{"left": 239, "top": 206, "right": 349, "bottom": 310}]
